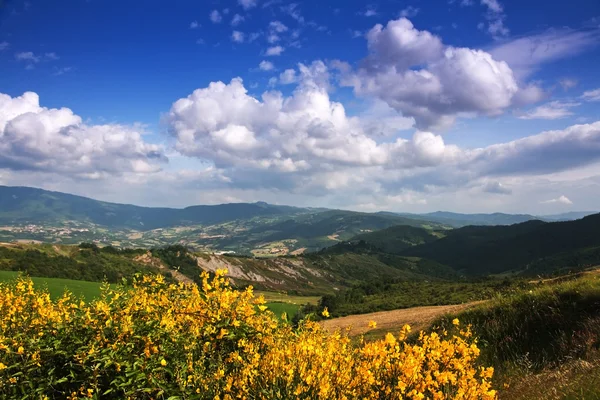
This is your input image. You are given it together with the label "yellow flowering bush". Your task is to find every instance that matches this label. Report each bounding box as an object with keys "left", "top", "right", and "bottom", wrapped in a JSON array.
[{"left": 0, "top": 271, "right": 496, "bottom": 399}]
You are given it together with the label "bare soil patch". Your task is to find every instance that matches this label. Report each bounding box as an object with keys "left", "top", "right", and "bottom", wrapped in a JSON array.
[{"left": 321, "top": 301, "right": 485, "bottom": 337}]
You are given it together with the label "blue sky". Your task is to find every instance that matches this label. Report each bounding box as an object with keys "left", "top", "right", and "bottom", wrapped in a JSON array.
[{"left": 0, "top": 0, "right": 599, "bottom": 213}]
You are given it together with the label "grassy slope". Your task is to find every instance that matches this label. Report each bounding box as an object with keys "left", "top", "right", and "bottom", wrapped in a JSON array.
[
  {"left": 430, "top": 270, "right": 600, "bottom": 399},
  {"left": 0, "top": 270, "right": 107, "bottom": 301}
]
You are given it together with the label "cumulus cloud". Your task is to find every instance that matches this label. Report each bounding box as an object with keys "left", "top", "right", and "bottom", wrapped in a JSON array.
[
  {"left": 164, "top": 75, "right": 464, "bottom": 185},
  {"left": 0, "top": 92, "right": 167, "bottom": 177},
  {"left": 582, "top": 88, "right": 600, "bottom": 102},
  {"left": 541, "top": 195, "right": 573, "bottom": 205},
  {"left": 259, "top": 60, "right": 274, "bottom": 71},
  {"left": 363, "top": 8, "right": 377, "bottom": 17},
  {"left": 231, "top": 14, "right": 245, "bottom": 26},
  {"left": 210, "top": 10, "right": 222, "bottom": 23},
  {"left": 190, "top": 20, "right": 200, "bottom": 29},
  {"left": 279, "top": 69, "right": 297, "bottom": 84},
  {"left": 238, "top": 0, "right": 257, "bottom": 10},
  {"left": 265, "top": 45, "right": 284, "bottom": 56},
  {"left": 517, "top": 101, "right": 580, "bottom": 120},
  {"left": 346, "top": 18, "right": 519, "bottom": 130},
  {"left": 0, "top": 41, "right": 9, "bottom": 51},
  {"left": 231, "top": 31, "right": 245, "bottom": 43}
]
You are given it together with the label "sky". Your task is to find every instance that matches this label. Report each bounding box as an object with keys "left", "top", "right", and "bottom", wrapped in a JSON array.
[{"left": 0, "top": 0, "right": 600, "bottom": 214}]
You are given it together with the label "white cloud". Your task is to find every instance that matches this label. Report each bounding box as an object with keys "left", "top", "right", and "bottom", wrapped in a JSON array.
[
  {"left": 238, "top": 0, "right": 257, "bottom": 10},
  {"left": 582, "top": 88, "right": 600, "bottom": 102},
  {"left": 0, "top": 92, "right": 166, "bottom": 177},
  {"left": 231, "top": 14, "right": 245, "bottom": 26},
  {"left": 190, "top": 20, "right": 200, "bottom": 29},
  {"left": 231, "top": 31, "right": 245, "bottom": 43},
  {"left": 279, "top": 69, "right": 297, "bottom": 84},
  {"left": 346, "top": 18, "right": 519, "bottom": 130},
  {"left": 480, "top": 0, "right": 508, "bottom": 38},
  {"left": 265, "top": 45, "right": 284, "bottom": 56},
  {"left": 399, "top": 6, "right": 419, "bottom": 18},
  {"left": 15, "top": 51, "right": 40, "bottom": 63},
  {"left": 363, "top": 8, "right": 377, "bottom": 17},
  {"left": 53, "top": 66, "right": 73, "bottom": 76},
  {"left": 269, "top": 21, "right": 288, "bottom": 33},
  {"left": 44, "top": 52, "right": 59, "bottom": 61},
  {"left": 0, "top": 41, "right": 8, "bottom": 51},
  {"left": 248, "top": 32, "right": 262, "bottom": 42},
  {"left": 559, "top": 78, "right": 578, "bottom": 91},
  {"left": 281, "top": 3, "right": 304, "bottom": 24},
  {"left": 259, "top": 60, "right": 274, "bottom": 71},
  {"left": 164, "top": 73, "right": 600, "bottom": 210},
  {"left": 196, "top": 38, "right": 206, "bottom": 45},
  {"left": 481, "top": 0, "right": 502, "bottom": 13},
  {"left": 518, "top": 101, "right": 580, "bottom": 120},
  {"left": 541, "top": 195, "right": 572, "bottom": 205},
  {"left": 490, "top": 28, "right": 600, "bottom": 79},
  {"left": 210, "top": 10, "right": 222, "bottom": 23}
]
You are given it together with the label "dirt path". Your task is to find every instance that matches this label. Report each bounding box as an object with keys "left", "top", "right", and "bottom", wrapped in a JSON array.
[{"left": 321, "top": 301, "right": 485, "bottom": 337}]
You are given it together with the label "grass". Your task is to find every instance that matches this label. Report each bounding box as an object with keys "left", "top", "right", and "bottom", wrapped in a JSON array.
[
  {"left": 255, "top": 290, "right": 320, "bottom": 305},
  {"left": 0, "top": 270, "right": 108, "bottom": 301},
  {"left": 265, "top": 302, "right": 301, "bottom": 320},
  {"left": 426, "top": 271, "right": 600, "bottom": 399}
]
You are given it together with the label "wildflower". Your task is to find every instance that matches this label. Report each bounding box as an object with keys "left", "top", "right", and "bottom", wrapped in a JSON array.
[
  {"left": 160, "top": 359, "right": 167, "bottom": 366},
  {"left": 452, "top": 318, "right": 460, "bottom": 326},
  {"left": 368, "top": 320, "right": 377, "bottom": 329},
  {"left": 17, "top": 346, "right": 24, "bottom": 355},
  {"left": 321, "top": 307, "right": 330, "bottom": 318}
]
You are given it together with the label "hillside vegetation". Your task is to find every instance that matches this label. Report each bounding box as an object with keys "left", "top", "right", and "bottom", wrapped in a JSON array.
[
  {"left": 0, "top": 243, "right": 158, "bottom": 283},
  {"left": 432, "top": 270, "right": 600, "bottom": 399},
  {"left": 399, "top": 213, "right": 600, "bottom": 275}
]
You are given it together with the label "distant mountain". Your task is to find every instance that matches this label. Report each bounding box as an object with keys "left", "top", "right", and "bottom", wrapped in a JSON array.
[
  {"left": 0, "top": 185, "right": 309, "bottom": 230},
  {"left": 393, "top": 211, "right": 540, "bottom": 227},
  {"left": 402, "top": 214, "right": 600, "bottom": 276},
  {"left": 0, "top": 186, "right": 444, "bottom": 253},
  {"left": 541, "top": 211, "right": 598, "bottom": 221}
]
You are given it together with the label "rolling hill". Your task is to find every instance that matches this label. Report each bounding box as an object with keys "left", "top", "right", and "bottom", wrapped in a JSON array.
[{"left": 402, "top": 213, "right": 600, "bottom": 276}]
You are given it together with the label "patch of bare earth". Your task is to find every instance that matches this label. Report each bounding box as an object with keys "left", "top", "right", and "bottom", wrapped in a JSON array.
[
  {"left": 134, "top": 252, "right": 194, "bottom": 284},
  {"left": 327, "top": 234, "right": 340, "bottom": 241},
  {"left": 321, "top": 301, "right": 485, "bottom": 337},
  {"left": 290, "top": 247, "right": 307, "bottom": 255}
]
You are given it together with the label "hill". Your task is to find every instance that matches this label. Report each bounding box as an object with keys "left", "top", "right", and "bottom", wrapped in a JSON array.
[
  {"left": 0, "top": 185, "right": 444, "bottom": 254},
  {"left": 393, "top": 211, "right": 540, "bottom": 227},
  {"left": 0, "top": 242, "right": 457, "bottom": 295},
  {"left": 348, "top": 224, "right": 443, "bottom": 254},
  {"left": 402, "top": 213, "right": 600, "bottom": 275},
  {"left": 0, "top": 185, "right": 307, "bottom": 230}
]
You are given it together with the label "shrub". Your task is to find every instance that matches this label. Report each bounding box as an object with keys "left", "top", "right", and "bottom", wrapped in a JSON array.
[{"left": 0, "top": 272, "right": 496, "bottom": 399}]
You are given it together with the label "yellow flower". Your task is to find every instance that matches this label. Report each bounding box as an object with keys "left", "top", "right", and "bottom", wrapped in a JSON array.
[
  {"left": 258, "top": 305, "right": 268, "bottom": 312},
  {"left": 160, "top": 359, "right": 167, "bottom": 366},
  {"left": 321, "top": 308, "right": 330, "bottom": 318},
  {"left": 17, "top": 346, "right": 24, "bottom": 355},
  {"left": 452, "top": 318, "right": 460, "bottom": 326},
  {"left": 368, "top": 320, "right": 377, "bottom": 329},
  {"left": 0, "top": 362, "right": 6, "bottom": 370}
]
